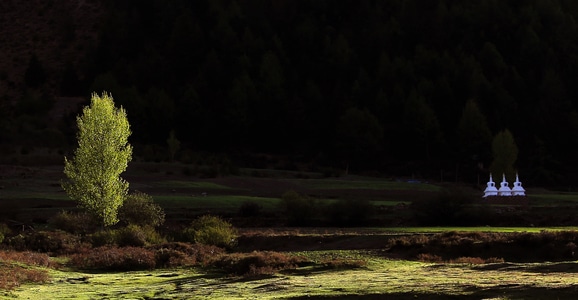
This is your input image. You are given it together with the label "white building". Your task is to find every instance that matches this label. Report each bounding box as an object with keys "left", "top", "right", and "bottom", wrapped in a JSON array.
[
  {"left": 511, "top": 173, "right": 526, "bottom": 196},
  {"left": 484, "top": 173, "right": 525, "bottom": 197},
  {"left": 483, "top": 173, "right": 498, "bottom": 197}
]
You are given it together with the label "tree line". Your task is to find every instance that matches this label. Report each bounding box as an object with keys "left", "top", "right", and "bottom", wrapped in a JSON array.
[{"left": 5, "top": 0, "right": 578, "bottom": 187}]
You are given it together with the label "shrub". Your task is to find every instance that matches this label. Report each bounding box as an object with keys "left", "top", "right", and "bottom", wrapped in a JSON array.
[
  {"left": 90, "top": 225, "right": 165, "bottom": 247},
  {"left": 49, "top": 211, "right": 98, "bottom": 234},
  {"left": 411, "top": 188, "right": 478, "bottom": 226},
  {"left": 183, "top": 215, "right": 238, "bottom": 248},
  {"left": 0, "top": 250, "right": 54, "bottom": 267},
  {"left": 239, "top": 201, "right": 262, "bottom": 218},
  {"left": 118, "top": 191, "right": 165, "bottom": 227},
  {"left": 328, "top": 199, "right": 373, "bottom": 226},
  {"left": 449, "top": 257, "right": 504, "bottom": 264},
  {"left": 0, "top": 223, "right": 10, "bottom": 243},
  {"left": 5, "top": 230, "right": 84, "bottom": 255},
  {"left": 89, "top": 229, "right": 118, "bottom": 247},
  {"left": 147, "top": 242, "right": 225, "bottom": 268},
  {"left": 213, "top": 251, "right": 307, "bottom": 276},
  {"left": 416, "top": 253, "right": 443, "bottom": 262},
  {"left": 321, "top": 258, "right": 368, "bottom": 269},
  {"left": 281, "top": 190, "right": 317, "bottom": 226},
  {"left": 69, "top": 246, "right": 156, "bottom": 271},
  {"left": 117, "top": 225, "right": 165, "bottom": 247}
]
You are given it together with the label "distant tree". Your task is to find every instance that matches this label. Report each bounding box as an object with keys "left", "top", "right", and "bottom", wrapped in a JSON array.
[
  {"left": 489, "top": 129, "right": 518, "bottom": 182},
  {"left": 403, "top": 91, "right": 443, "bottom": 160},
  {"left": 166, "top": 129, "right": 180, "bottom": 162},
  {"left": 457, "top": 99, "right": 492, "bottom": 163},
  {"left": 62, "top": 92, "right": 133, "bottom": 227},
  {"left": 336, "top": 107, "right": 383, "bottom": 172}
]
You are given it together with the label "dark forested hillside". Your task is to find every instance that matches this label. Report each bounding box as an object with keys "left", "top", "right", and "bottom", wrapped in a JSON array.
[{"left": 2, "top": 0, "right": 578, "bottom": 187}]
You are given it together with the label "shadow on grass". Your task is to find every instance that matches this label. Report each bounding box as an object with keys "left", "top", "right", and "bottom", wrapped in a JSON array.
[
  {"left": 473, "top": 261, "right": 578, "bottom": 273},
  {"left": 288, "top": 285, "right": 578, "bottom": 299}
]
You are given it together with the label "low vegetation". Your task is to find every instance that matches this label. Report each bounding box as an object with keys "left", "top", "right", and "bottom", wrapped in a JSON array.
[{"left": 3, "top": 163, "right": 578, "bottom": 298}]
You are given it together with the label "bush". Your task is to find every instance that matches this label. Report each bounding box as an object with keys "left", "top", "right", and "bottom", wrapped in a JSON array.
[
  {"left": 49, "top": 211, "right": 98, "bottom": 234},
  {"left": 0, "top": 223, "right": 10, "bottom": 243},
  {"left": 281, "top": 190, "right": 317, "bottom": 226},
  {"left": 118, "top": 191, "right": 165, "bottom": 227},
  {"left": 5, "top": 230, "right": 84, "bottom": 255},
  {"left": 213, "top": 251, "right": 307, "bottom": 276},
  {"left": 69, "top": 246, "right": 156, "bottom": 271},
  {"left": 89, "top": 229, "right": 118, "bottom": 247},
  {"left": 183, "top": 215, "right": 237, "bottom": 248},
  {"left": 239, "top": 201, "right": 262, "bottom": 218},
  {"left": 411, "top": 188, "right": 480, "bottom": 226},
  {"left": 0, "top": 250, "right": 55, "bottom": 267},
  {"left": 147, "top": 242, "right": 225, "bottom": 268},
  {"left": 117, "top": 225, "right": 165, "bottom": 247},
  {"left": 90, "top": 225, "right": 165, "bottom": 247},
  {"left": 0, "top": 264, "right": 49, "bottom": 290},
  {"left": 328, "top": 199, "right": 373, "bottom": 226}
]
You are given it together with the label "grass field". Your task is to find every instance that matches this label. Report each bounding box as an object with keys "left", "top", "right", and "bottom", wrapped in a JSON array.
[
  {"left": 3, "top": 162, "right": 578, "bottom": 299},
  {"left": 8, "top": 253, "right": 578, "bottom": 299}
]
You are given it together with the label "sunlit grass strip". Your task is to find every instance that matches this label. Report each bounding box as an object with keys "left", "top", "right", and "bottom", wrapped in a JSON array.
[
  {"left": 151, "top": 180, "right": 231, "bottom": 189},
  {"left": 371, "top": 226, "right": 578, "bottom": 233}
]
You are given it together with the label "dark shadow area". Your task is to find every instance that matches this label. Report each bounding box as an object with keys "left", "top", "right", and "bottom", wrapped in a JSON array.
[
  {"left": 288, "top": 285, "right": 578, "bottom": 299},
  {"left": 473, "top": 261, "right": 578, "bottom": 273}
]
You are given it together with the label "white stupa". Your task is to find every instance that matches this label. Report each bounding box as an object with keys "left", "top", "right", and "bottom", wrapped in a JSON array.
[
  {"left": 483, "top": 173, "right": 498, "bottom": 197},
  {"left": 511, "top": 173, "right": 526, "bottom": 196},
  {"left": 497, "top": 173, "right": 512, "bottom": 196}
]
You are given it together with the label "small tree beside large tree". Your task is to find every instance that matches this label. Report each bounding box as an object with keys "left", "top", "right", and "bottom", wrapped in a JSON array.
[
  {"left": 489, "top": 129, "right": 518, "bottom": 182},
  {"left": 62, "top": 92, "right": 133, "bottom": 227}
]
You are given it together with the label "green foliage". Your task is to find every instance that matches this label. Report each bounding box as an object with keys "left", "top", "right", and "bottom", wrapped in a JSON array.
[
  {"left": 5, "top": 230, "right": 84, "bottom": 255},
  {"left": 116, "top": 225, "right": 164, "bottom": 247},
  {"left": 118, "top": 191, "right": 165, "bottom": 227},
  {"left": 183, "top": 215, "right": 237, "bottom": 248},
  {"left": 0, "top": 223, "right": 10, "bottom": 243},
  {"left": 62, "top": 92, "right": 133, "bottom": 227},
  {"left": 490, "top": 129, "right": 519, "bottom": 182},
  {"left": 90, "top": 225, "right": 164, "bottom": 247},
  {"left": 49, "top": 211, "right": 98, "bottom": 234},
  {"left": 281, "top": 190, "right": 317, "bottom": 226}
]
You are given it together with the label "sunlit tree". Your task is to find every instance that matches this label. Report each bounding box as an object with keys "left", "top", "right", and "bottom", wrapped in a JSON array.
[{"left": 62, "top": 92, "right": 132, "bottom": 226}]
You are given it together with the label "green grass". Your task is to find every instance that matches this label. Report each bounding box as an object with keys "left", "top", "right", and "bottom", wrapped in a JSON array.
[
  {"left": 10, "top": 256, "right": 578, "bottom": 299},
  {"left": 152, "top": 180, "right": 231, "bottom": 189},
  {"left": 371, "top": 226, "right": 578, "bottom": 233},
  {"left": 155, "top": 195, "right": 282, "bottom": 213},
  {"left": 293, "top": 178, "right": 441, "bottom": 191},
  {"left": 529, "top": 193, "right": 578, "bottom": 205}
]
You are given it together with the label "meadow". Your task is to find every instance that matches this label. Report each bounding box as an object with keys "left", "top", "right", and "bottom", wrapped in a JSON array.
[{"left": 2, "top": 162, "right": 578, "bottom": 299}]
